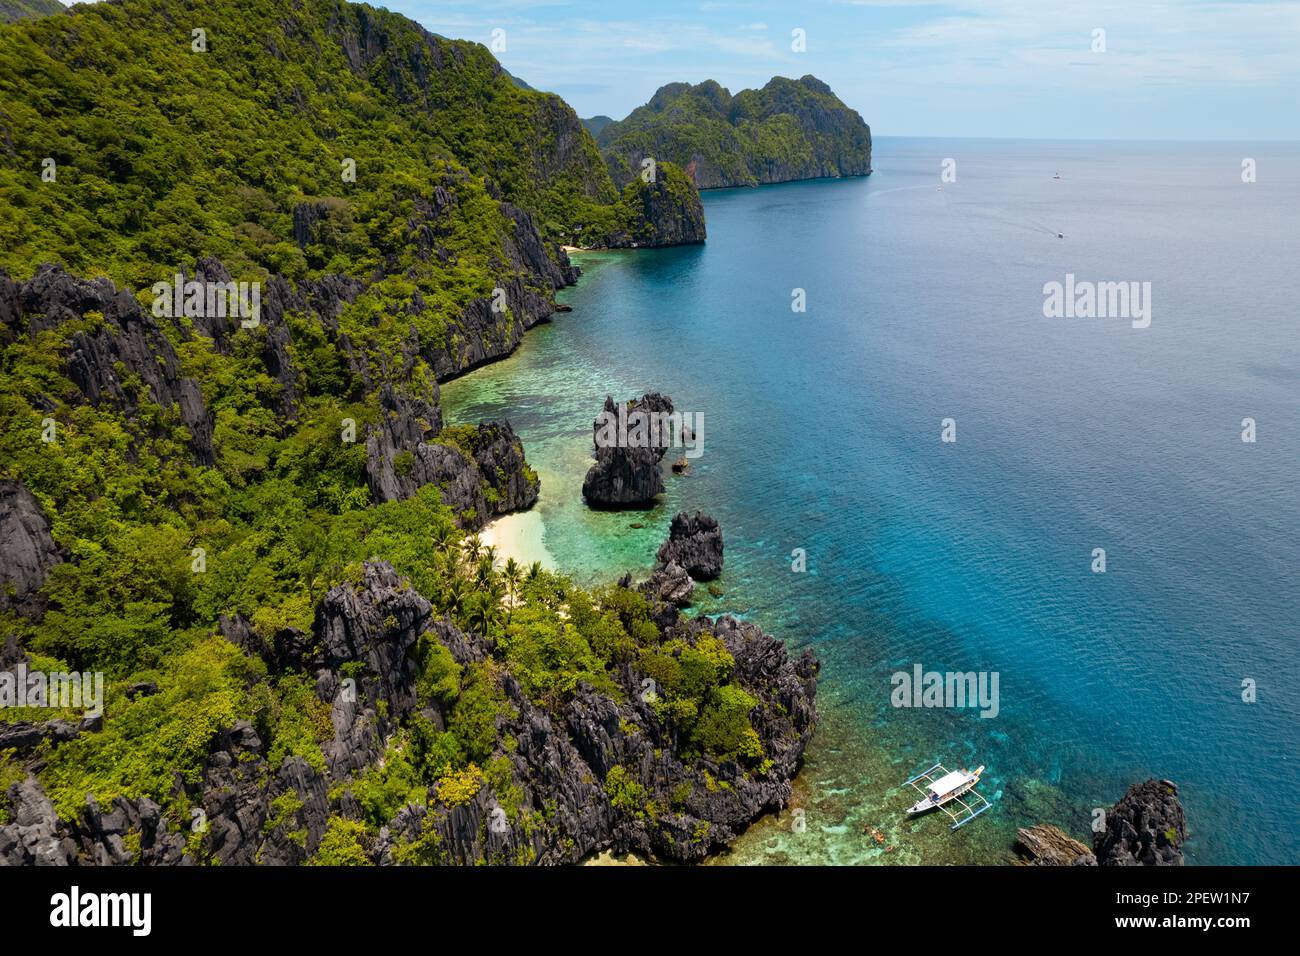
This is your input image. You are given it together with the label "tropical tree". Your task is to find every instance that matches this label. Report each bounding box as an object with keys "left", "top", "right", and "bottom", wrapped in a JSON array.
[{"left": 462, "top": 534, "right": 483, "bottom": 565}]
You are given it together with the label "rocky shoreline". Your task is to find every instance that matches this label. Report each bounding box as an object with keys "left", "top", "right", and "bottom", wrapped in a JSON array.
[
  {"left": 1017, "top": 779, "right": 1189, "bottom": 866},
  {"left": 1, "top": 559, "right": 819, "bottom": 866},
  {"left": 0, "top": 252, "right": 1194, "bottom": 868}
]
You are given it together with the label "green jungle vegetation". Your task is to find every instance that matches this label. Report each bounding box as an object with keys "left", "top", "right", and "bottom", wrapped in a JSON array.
[
  {"left": 0, "top": 0, "right": 758, "bottom": 858},
  {"left": 598, "top": 75, "right": 872, "bottom": 188}
]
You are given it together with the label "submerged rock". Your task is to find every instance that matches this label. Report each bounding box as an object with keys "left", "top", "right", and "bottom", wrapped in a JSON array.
[
  {"left": 1016, "top": 824, "right": 1096, "bottom": 866},
  {"left": 656, "top": 511, "right": 724, "bottom": 579}
]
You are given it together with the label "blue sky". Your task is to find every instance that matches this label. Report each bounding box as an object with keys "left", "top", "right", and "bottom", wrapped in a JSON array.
[{"left": 379, "top": 0, "right": 1300, "bottom": 140}]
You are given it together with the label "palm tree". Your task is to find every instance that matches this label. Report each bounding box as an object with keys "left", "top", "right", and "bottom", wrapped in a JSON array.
[
  {"left": 462, "top": 534, "right": 483, "bottom": 566},
  {"left": 434, "top": 550, "right": 459, "bottom": 584},
  {"left": 469, "top": 591, "right": 503, "bottom": 636},
  {"left": 503, "top": 557, "right": 521, "bottom": 596},
  {"left": 475, "top": 555, "right": 496, "bottom": 588},
  {"left": 442, "top": 577, "right": 466, "bottom": 618},
  {"left": 502, "top": 558, "right": 522, "bottom": 621},
  {"left": 527, "top": 561, "right": 542, "bottom": 582},
  {"left": 433, "top": 521, "right": 459, "bottom": 556}
]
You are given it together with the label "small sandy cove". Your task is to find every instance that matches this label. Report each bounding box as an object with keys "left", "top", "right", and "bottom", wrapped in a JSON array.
[{"left": 478, "top": 510, "right": 557, "bottom": 570}]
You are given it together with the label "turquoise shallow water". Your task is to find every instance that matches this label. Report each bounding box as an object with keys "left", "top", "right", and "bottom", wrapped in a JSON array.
[{"left": 444, "top": 138, "right": 1300, "bottom": 865}]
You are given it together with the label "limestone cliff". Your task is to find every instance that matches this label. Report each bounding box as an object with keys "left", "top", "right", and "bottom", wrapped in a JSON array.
[{"left": 599, "top": 75, "right": 872, "bottom": 190}]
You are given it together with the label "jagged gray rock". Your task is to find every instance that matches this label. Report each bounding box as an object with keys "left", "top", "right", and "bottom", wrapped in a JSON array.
[
  {"left": 304, "top": 562, "right": 815, "bottom": 865},
  {"left": 656, "top": 511, "right": 723, "bottom": 580},
  {"left": 188, "top": 257, "right": 303, "bottom": 420},
  {"left": 426, "top": 202, "right": 577, "bottom": 378},
  {"left": 9, "top": 264, "right": 217, "bottom": 465},
  {"left": 3, "top": 561, "right": 818, "bottom": 866},
  {"left": 0, "top": 479, "right": 62, "bottom": 617},
  {"left": 639, "top": 560, "right": 695, "bottom": 607},
  {"left": 0, "top": 778, "right": 79, "bottom": 866},
  {"left": 582, "top": 393, "right": 675, "bottom": 507},
  {"left": 311, "top": 562, "right": 430, "bottom": 776},
  {"left": 0, "top": 715, "right": 102, "bottom": 754},
  {"left": 364, "top": 384, "right": 539, "bottom": 528},
  {"left": 1094, "top": 779, "right": 1187, "bottom": 865},
  {"left": 72, "top": 793, "right": 190, "bottom": 866},
  {"left": 373, "top": 593, "right": 818, "bottom": 865},
  {"left": 197, "top": 721, "right": 331, "bottom": 866}
]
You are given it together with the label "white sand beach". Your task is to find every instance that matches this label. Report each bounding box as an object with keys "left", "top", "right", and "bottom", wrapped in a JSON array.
[{"left": 478, "top": 509, "right": 558, "bottom": 571}]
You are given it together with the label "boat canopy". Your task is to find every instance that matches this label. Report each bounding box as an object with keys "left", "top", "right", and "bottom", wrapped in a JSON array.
[
  {"left": 903, "top": 761, "right": 992, "bottom": 830},
  {"left": 927, "top": 770, "right": 969, "bottom": 796}
]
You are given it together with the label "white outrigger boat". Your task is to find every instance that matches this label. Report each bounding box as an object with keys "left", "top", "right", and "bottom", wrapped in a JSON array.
[{"left": 903, "top": 762, "right": 992, "bottom": 830}]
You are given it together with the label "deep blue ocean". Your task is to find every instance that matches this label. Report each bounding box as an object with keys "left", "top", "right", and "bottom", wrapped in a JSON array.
[{"left": 444, "top": 138, "right": 1300, "bottom": 865}]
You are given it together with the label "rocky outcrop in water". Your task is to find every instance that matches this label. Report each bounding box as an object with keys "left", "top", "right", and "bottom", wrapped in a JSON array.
[
  {"left": 0, "top": 480, "right": 62, "bottom": 617},
  {"left": 1094, "top": 779, "right": 1187, "bottom": 866},
  {"left": 1021, "top": 778, "right": 1187, "bottom": 866},
  {"left": 656, "top": 511, "right": 724, "bottom": 580},
  {"left": 582, "top": 393, "right": 675, "bottom": 507},
  {"left": 603, "top": 162, "right": 706, "bottom": 248}
]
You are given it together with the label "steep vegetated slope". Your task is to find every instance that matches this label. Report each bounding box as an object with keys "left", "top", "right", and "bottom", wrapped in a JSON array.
[
  {"left": 598, "top": 75, "right": 873, "bottom": 189},
  {"left": 0, "top": 0, "right": 64, "bottom": 25},
  {"left": 0, "top": 0, "right": 806, "bottom": 865}
]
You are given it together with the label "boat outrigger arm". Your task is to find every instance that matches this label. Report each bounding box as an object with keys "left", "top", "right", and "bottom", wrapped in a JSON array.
[{"left": 903, "top": 762, "right": 993, "bottom": 830}]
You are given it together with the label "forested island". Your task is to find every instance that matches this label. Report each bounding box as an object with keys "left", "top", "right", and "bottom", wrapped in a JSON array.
[
  {"left": 0, "top": 0, "right": 804, "bottom": 866},
  {"left": 594, "top": 75, "right": 873, "bottom": 189}
]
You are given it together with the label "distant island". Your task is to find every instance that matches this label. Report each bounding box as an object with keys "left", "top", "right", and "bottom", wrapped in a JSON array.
[
  {"left": 0, "top": 0, "right": 64, "bottom": 24},
  {"left": 592, "top": 75, "right": 873, "bottom": 189}
]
